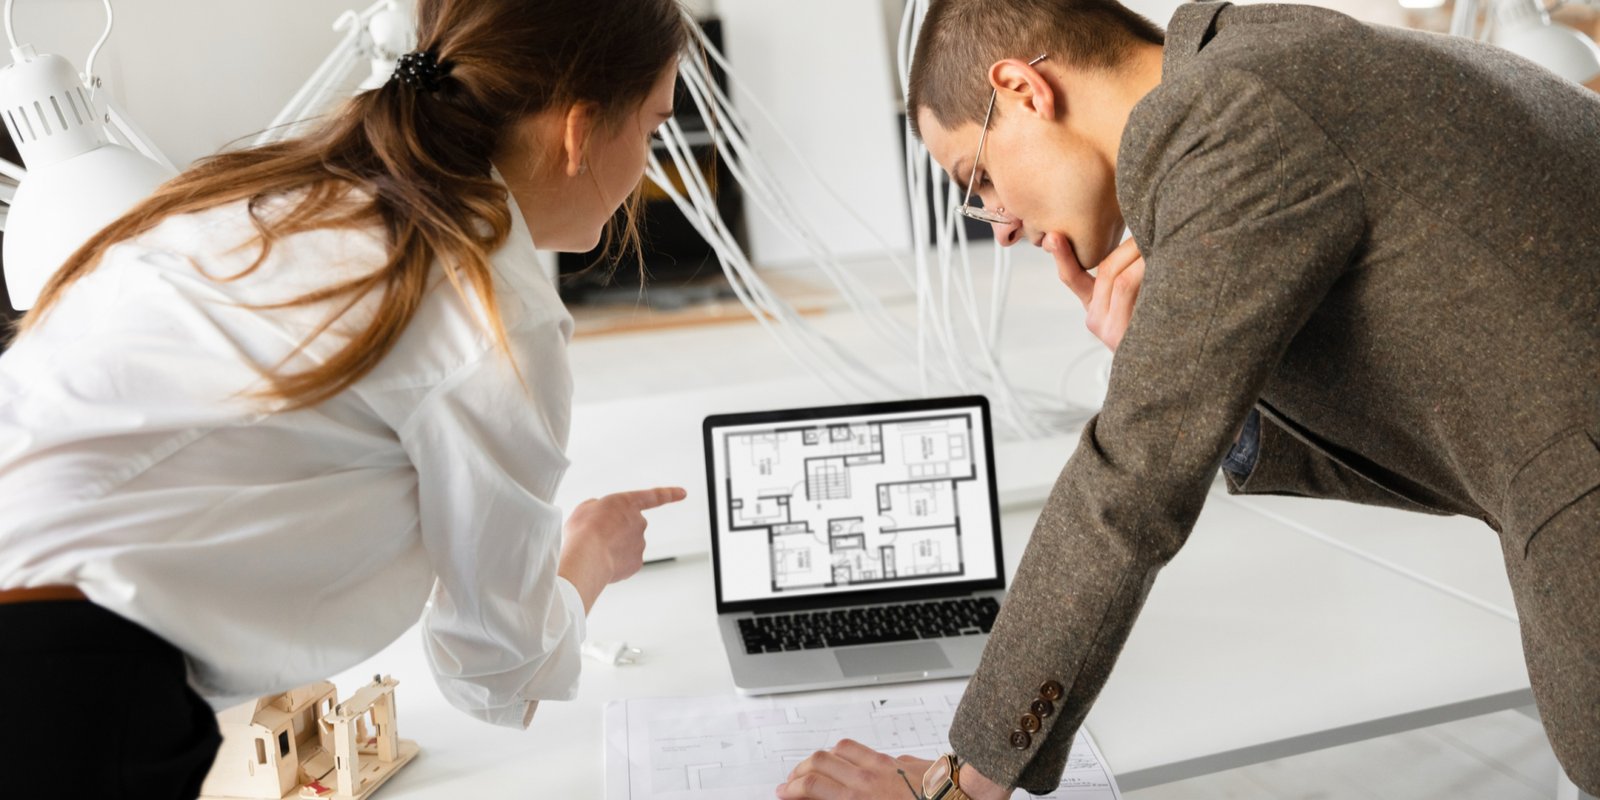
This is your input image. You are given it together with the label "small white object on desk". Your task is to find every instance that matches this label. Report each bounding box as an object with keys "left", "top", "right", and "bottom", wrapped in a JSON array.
[{"left": 583, "top": 639, "right": 644, "bottom": 666}]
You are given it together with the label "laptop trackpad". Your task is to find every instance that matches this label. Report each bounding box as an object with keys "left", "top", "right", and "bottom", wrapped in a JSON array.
[{"left": 836, "top": 642, "right": 951, "bottom": 677}]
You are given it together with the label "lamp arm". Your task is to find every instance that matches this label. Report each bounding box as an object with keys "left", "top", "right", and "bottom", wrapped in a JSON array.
[
  {"left": 257, "top": 0, "right": 401, "bottom": 146},
  {"left": 81, "top": 0, "right": 113, "bottom": 95},
  {"left": 258, "top": 12, "right": 365, "bottom": 144}
]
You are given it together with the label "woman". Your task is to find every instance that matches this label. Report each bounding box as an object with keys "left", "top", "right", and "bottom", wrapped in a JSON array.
[{"left": 0, "top": 1, "right": 689, "bottom": 796}]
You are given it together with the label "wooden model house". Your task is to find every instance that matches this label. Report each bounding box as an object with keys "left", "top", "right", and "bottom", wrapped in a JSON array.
[{"left": 200, "top": 675, "right": 419, "bottom": 800}]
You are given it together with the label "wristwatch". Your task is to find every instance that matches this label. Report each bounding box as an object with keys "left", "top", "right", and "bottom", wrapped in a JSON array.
[{"left": 920, "top": 753, "right": 971, "bottom": 800}]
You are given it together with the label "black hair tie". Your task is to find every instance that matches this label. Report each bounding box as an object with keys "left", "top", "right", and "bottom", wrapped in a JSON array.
[{"left": 393, "top": 50, "right": 451, "bottom": 93}]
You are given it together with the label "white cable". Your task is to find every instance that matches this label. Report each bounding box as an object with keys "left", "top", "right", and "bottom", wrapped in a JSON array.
[
  {"left": 257, "top": 1, "right": 397, "bottom": 146},
  {"left": 3, "top": 0, "right": 16, "bottom": 51},
  {"left": 673, "top": 49, "right": 919, "bottom": 372},
  {"left": 562, "top": 5, "right": 1103, "bottom": 436},
  {"left": 691, "top": 29, "right": 917, "bottom": 290},
  {"left": 651, "top": 114, "right": 894, "bottom": 400},
  {"left": 82, "top": 0, "right": 113, "bottom": 93},
  {"left": 677, "top": 54, "right": 913, "bottom": 345}
]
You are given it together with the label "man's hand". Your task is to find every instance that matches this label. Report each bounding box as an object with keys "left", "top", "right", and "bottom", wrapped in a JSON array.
[
  {"left": 776, "top": 739, "right": 930, "bottom": 799},
  {"left": 1048, "top": 232, "right": 1146, "bottom": 352},
  {"left": 557, "top": 486, "right": 686, "bottom": 612},
  {"left": 775, "top": 739, "right": 1008, "bottom": 800}
]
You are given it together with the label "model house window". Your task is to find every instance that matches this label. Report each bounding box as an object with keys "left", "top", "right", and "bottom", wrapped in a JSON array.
[
  {"left": 255, "top": 738, "right": 267, "bottom": 765},
  {"left": 278, "top": 730, "right": 290, "bottom": 758}
]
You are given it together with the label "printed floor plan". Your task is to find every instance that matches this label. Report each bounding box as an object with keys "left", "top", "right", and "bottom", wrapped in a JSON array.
[
  {"left": 604, "top": 681, "right": 1121, "bottom": 799},
  {"left": 722, "top": 415, "right": 976, "bottom": 592}
]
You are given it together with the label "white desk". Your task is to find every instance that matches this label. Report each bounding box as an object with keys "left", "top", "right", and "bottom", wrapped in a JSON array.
[
  {"left": 1227, "top": 494, "right": 1518, "bottom": 618},
  {"left": 1089, "top": 495, "right": 1530, "bottom": 791},
  {"left": 327, "top": 486, "right": 1532, "bottom": 797}
]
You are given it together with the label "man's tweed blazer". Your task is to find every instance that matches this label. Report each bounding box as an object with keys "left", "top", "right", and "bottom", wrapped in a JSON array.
[{"left": 948, "top": 1, "right": 1600, "bottom": 791}]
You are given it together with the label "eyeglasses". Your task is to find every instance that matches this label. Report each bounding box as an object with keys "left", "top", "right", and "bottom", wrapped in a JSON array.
[{"left": 959, "top": 53, "right": 1048, "bottom": 225}]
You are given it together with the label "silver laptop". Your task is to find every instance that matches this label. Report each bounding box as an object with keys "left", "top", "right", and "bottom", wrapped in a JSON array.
[{"left": 703, "top": 395, "right": 1007, "bottom": 695}]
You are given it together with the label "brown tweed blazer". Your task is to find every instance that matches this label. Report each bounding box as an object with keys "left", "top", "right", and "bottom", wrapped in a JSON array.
[{"left": 949, "top": 1, "right": 1600, "bottom": 791}]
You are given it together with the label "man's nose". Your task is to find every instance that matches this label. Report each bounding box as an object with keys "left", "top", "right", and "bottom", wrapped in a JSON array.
[{"left": 991, "top": 217, "right": 1024, "bottom": 247}]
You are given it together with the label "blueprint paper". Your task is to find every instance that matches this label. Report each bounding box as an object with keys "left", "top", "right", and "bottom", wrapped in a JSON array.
[{"left": 603, "top": 680, "right": 1121, "bottom": 799}]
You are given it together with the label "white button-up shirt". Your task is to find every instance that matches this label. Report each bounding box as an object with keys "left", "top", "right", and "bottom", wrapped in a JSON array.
[{"left": 0, "top": 183, "right": 584, "bottom": 728}]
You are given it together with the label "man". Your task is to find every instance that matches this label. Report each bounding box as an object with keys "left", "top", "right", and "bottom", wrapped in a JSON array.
[{"left": 775, "top": 0, "right": 1600, "bottom": 797}]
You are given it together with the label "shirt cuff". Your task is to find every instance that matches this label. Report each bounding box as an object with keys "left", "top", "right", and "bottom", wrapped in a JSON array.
[
  {"left": 425, "top": 576, "right": 588, "bottom": 729},
  {"left": 1221, "top": 408, "right": 1262, "bottom": 478}
]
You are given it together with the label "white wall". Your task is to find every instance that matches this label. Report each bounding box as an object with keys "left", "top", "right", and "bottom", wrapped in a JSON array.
[
  {"left": 11, "top": 0, "right": 387, "bottom": 166},
  {"left": 715, "top": 0, "right": 914, "bottom": 268},
  {"left": 12, "top": 0, "right": 1405, "bottom": 262}
]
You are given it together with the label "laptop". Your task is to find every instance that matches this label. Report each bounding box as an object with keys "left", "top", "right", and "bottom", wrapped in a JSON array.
[{"left": 703, "top": 395, "right": 1007, "bottom": 695}]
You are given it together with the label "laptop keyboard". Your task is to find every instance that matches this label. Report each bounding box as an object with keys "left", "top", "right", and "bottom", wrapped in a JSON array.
[{"left": 737, "top": 596, "right": 1000, "bottom": 654}]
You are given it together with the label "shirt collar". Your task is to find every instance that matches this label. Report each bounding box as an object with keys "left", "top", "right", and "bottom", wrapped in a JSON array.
[{"left": 490, "top": 164, "right": 539, "bottom": 255}]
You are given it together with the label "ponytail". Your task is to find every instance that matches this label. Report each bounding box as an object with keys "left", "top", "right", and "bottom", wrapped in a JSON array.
[{"left": 20, "top": 0, "right": 688, "bottom": 410}]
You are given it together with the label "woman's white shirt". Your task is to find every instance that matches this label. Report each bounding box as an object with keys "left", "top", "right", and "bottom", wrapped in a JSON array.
[{"left": 0, "top": 186, "right": 582, "bottom": 728}]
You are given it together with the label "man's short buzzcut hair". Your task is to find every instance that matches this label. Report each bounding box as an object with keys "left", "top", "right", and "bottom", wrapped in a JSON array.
[{"left": 907, "top": 0, "right": 1165, "bottom": 137}]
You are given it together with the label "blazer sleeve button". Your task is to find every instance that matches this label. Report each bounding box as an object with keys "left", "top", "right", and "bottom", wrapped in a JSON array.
[
  {"left": 1030, "top": 698, "right": 1054, "bottom": 718},
  {"left": 1019, "top": 713, "right": 1041, "bottom": 733},
  {"left": 1039, "top": 680, "right": 1064, "bottom": 701},
  {"left": 1009, "top": 729, "right": 1032, "bottom": 750}
]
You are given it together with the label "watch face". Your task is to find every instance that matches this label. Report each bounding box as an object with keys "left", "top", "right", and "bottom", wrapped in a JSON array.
[{"left": 922, "top": 756, "right": 953, "bottom": 796}]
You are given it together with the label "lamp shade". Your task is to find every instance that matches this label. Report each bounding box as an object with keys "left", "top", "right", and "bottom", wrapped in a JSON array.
[
  {"left": 3, "top": 143, "right": 172, "bottom": 309},
  {"left": 1492, "top": 0, "right": 1600, "bottom": 85},
  {"left": 0, "top": 44, "right": 174, "bottom": 310}
]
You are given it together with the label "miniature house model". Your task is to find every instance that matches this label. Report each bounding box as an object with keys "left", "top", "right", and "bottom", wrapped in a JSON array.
[{"left": 200, "top": 675, "right": 419, "bottom": 800}]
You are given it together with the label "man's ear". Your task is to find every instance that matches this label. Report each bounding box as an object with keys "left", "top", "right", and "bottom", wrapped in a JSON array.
[
  {"left": 561, "top": 102, "right": 598, "bottom": 178},
  {"left": 988, "top": 58, "right": 1058, "bottom": 121}
]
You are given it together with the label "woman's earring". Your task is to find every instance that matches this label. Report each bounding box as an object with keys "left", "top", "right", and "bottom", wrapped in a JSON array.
[{"left": 579, "top": 162, "right": 589, "bottom": 175}]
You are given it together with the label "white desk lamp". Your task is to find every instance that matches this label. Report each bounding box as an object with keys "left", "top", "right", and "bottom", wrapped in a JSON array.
[
  {"left": 0, "top": 0, "right": 175, "bottom": 310},
  {"left": 1490, "top": 0, "right": 1600, "bottom": 83},
  {"left": 1450, "top": 0, "right": 1600, "bottom": 85}
]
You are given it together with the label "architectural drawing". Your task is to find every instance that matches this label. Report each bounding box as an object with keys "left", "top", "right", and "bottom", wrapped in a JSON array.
[
  {"left": 723, "top": 415, "right": 977, "bottom": 592},
  {"left": 603, "top": 680, "right": 1120, "bottom": 800}
]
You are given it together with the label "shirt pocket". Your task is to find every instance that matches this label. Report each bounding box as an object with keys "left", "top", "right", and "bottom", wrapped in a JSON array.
[{"left": 1506, "top": 428, "right": 1600, "bottom": 556}]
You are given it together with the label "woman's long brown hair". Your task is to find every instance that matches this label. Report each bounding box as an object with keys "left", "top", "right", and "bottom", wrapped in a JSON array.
[{"left": 19, "top": 0, "right": 688, "bottom": 409}]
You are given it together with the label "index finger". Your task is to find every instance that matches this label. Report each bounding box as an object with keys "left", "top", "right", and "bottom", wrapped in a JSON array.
[
  {"left": 1046, "top": 233, "right": 1094, "bottom": 306},
  {"left": 619, "top": 486, "right": 688, "bottom": 510}
]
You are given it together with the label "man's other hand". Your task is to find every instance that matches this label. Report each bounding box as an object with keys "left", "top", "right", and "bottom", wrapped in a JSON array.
[{"left": 1049, "top": 232, "right": 1145, "bottom": 352}]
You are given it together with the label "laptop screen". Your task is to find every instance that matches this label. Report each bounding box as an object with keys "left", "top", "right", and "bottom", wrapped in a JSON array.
[{"left": 704, "top": 396, "right": 1004, "bottom": 613}]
